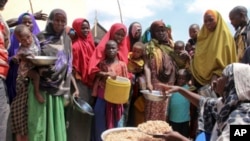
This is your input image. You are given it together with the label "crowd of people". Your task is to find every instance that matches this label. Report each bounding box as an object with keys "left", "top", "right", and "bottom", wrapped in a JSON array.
[{"left": 0, "top": 0, "right": 250, "bottom": 141}]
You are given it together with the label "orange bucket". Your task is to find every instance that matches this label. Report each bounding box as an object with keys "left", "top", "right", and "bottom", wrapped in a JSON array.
[{"left": 104, "top": 76, "right": 131, "bottom": 104}]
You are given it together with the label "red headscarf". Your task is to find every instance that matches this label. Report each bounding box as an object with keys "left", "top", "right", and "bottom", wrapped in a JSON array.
[
  {"left": 72, "top": 18, "right": 95, "bottom": 86},
  {"left": 88, "top": 23, "right": 128, "bottom": 86}
]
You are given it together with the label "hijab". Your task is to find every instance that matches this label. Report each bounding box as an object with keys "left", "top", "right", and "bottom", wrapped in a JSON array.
[
  {"left": 191, "top": 10, "right": 237, "bottom": 85},
  {"left": 127, "top": 22, "right": 142, "bottom": 51},
  {"left": 199, "top": 63, "right": 250, "bottom": 139},
  {"left": 37, "top": 9, "right": 72, "bottom": 96},
  {"left": 142, "top": 27, "right": 151, "bottom": 43},
  {"left": 88, "top": 23, "right": 128, "bottom": 85},
  {"left": 72, "top": 18, "right": 95, "bottom": 86},
  {"left": 8, "top": 13, "right": 40, "bottom": 58}
]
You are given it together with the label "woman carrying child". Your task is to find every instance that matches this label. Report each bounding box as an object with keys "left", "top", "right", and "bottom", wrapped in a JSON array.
[
  {"left": 27, "top": 9, "right": 78, "bottom": 141},
  {"left": 6, "top": 12, "right": 40, "bottom": 104},
  {"left": 10, "top": 24, "right": 41, "bottom": 141}
]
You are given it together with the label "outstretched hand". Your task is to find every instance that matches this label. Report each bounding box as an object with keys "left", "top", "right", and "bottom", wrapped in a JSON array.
[
  {"left": 155, "top": 83, "right": 180, "bottom": 94},
  {"left": 153, "top": 131, "right": 190, "bottom": 141},
  {"left": 33, "top": 10, "right": 48, "bottom": 21}
]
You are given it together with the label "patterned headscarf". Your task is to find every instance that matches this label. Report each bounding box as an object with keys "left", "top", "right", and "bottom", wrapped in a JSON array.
[{"left": 198, "top": 63, "right": 250, "bottom": 139}]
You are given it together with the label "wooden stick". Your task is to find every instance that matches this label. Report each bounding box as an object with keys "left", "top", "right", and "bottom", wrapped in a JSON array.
[
  {"left": 117, "top": 0, "right": 123, "bottom": 23},
  {"left": 28, "top": 0, "right": 34, "bottom": 14}
]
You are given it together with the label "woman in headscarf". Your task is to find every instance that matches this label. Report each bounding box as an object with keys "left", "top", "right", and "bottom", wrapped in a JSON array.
[
  {"left": 66, "top": 18, "right": 95, "bottom": 141},
  {"left": 127, "top": 22, "right": 142, "bottom": 51},
  {"left": 191, "top": 10, "right": 237, "bottom": 89},
  {"left": 142, "top": 27, "right": 151, "bottom": 44},
  {"left": 88, "top": 23, "right": 128, "bottom": 141},
  {"left": 126, "top": 22, "right": 143, "bottom": 126},
  {"left": 144, "top": 20, "right": 177, "bottom": 121},
  {"left": 157, "top": 63, "right": 250, "bottom": 141},
  {"left": 6, "top": 12, "right": 40, "bottom": 104},
  {"left": 27, "top": 9, "right": 76, "bottom": 141}
]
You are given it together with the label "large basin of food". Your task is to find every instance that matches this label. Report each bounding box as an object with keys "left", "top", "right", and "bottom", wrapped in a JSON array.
[{"left": 101, "top": 120, "right": 172, "bottom": 141}]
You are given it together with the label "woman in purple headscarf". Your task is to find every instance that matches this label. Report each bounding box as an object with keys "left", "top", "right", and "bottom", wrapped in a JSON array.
[{"left": 6, "top": 12, "right": 40, "bottom": 104}]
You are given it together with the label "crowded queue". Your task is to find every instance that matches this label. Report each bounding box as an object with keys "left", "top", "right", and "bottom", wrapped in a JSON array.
[{"left": 0, "top": 0, "right": 250, "bottom": 141}]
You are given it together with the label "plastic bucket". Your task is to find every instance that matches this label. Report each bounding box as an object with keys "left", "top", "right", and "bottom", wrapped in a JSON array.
[{"left": 104, "top": 76, "right": 131, "bottom": 104}]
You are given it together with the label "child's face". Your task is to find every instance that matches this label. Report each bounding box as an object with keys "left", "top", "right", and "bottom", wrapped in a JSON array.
[
  {"left": 185, "top": 43, "right": 194, "bottom": 52},
  {"left": 113, "top": 29, "right": 126, "bottom": 44},
  {"left": 52, "top": 13, "right": 66, "bottom": 34},
  {"left": 174, "top": 44, "right": 184, "bottom": 55},
  {"left": 105, "top": 42, "right": 118, "bottom": 59},
  {"left": 177, "top": 74, "right": 188, "bottom": 86},
  {"left": 132, "top": 46, "right": 143, "bottom": 59},
  {"left": 189, "top": 28, "right": 199, "bottom": 39},
  {"left": 81, "top": 21, "right": 90, "bottom": 37},
  {"left": 17, "top": 31, "right": 33, "bottom": 47}
]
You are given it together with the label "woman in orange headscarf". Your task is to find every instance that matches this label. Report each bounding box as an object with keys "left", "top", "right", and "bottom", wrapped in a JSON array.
[{"left": 66, "top": 18, "right": 95, "bottom": 141}]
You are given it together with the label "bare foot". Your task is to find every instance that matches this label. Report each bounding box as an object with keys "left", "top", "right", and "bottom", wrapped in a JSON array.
[{"left": 35, "top": 93, "right": 45, "bottom": 103}]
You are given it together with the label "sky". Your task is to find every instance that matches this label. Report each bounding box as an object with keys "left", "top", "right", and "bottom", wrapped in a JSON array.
[
  {"left": 2, "top": 0, "right": 250, "bottom": 42},
  {"left": 85, "top": 0, "right": 250, "bottom": 42}
]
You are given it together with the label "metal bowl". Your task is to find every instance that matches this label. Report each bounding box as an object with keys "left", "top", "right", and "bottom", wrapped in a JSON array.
[
  {"left": 101, "top": 127, "right": 138, "bottom": 141},
  {"left": 140, "top": 90, "right": 170, "bottom": 102},
  {"left": 27, "top": 56, "right": 57, "bottom": 66},
  {"left": 72, "top": 97, "right": 94, "bottom": 116}
]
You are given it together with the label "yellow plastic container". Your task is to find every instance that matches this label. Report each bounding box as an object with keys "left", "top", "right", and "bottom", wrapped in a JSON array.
[{"left": 104, "top": 76, "right": 131, "bottom": 104}]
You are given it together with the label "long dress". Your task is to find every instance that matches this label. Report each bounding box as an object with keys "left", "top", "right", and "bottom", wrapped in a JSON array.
[
  {"left": 66, "top": 18, "right": 95, "bottom": 141},
  {"left": 27, "top": 9, "right": 72, "bottom": 141},
  {"left": 145, "top": 39, "right": 176, "bottom": 121}
]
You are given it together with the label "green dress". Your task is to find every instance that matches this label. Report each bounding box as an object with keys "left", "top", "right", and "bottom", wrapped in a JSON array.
[{"left": 28, "top": 83, "right": 66, "bottom": 141}]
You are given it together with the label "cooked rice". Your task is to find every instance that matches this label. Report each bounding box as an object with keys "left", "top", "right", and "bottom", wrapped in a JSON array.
[
  {"left": 137, "top": 120, "right": 172, "bottom": 135},
  {"left": 104, "top": 129, "right": 164, "bottom": 141}
]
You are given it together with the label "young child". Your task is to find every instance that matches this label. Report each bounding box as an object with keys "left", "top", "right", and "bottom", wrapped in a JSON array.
[
  {"left": 128, "top": 41, "right": 145, "bottom": 74},
  {"left": 127, "top": 41, "right": 146, "bottom": 126},
  {"left": 92, "top": 40, "right": 129, "bottom": 141},
  {"left": 12, "top": 24, "right": 44, "bottom": 103},
  {"left": 174, "top": 40, "right": 190, "bottom": 69},
  {"left": 186, "top": 24, "right": 200, "bottom": 139},
  {"left": 167, "top": 69, "right": 191, "bottom": 138},
  {"left": 186, "top": 24, "right": 200, "bottom": 58}
]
